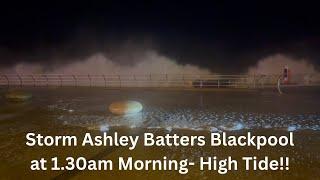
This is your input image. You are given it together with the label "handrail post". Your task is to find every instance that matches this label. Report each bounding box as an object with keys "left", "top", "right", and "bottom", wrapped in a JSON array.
[
  {"left": 149, "top": 73, "right": 152, "bottom": 87},
  {"left": 166, "top": 74, "right": 168, "bottom": 87},
  {"left": 30, "top": 75, "right": 36, "bottom": 87},
  {"left": 88, "top": 74, "right": 92, "bottom": 87},
  {"left": 118, "top": 75, "right": 121, "bottom": 88},
  {"left": 102, "top": 75, "right": 107, "bottom": 88},
  {"left": 182, "top": 74, "right": 185, "bottom": 87},
  {"left": 72, "top": 75, "right": 77, "bottom": 87},
  {"left": 133, "top": 74, "right": 137, "bottom": 88},
  {"left": 17, "top": 74, "right": 23, "bottom": 87},
  {"left": 253, "top": 74, "right": 256, "bottom": 88},
  {"left": 58, "top": 75, "right": 62, "bottom": 87},
  {"left": 44, "top": 74, "right": 49, "bottom": 87}
]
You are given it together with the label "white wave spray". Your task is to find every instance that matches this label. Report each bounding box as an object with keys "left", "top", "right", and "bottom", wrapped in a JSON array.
[
  {"left": 248, "top": 54, "right": 318, "bottom": 75},
  {"left": 0, "top": 50, "right": 211, "bottom": 75}
]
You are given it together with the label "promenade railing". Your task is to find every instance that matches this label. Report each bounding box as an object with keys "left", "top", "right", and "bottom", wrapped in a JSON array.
[{"left": 0, "top": 74, "right": 319, "bottom": 88}]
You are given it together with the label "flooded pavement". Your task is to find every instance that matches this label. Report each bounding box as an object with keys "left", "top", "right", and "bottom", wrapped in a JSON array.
[{"left": 0, "top": 87, "right": 319, "bottom": 179}]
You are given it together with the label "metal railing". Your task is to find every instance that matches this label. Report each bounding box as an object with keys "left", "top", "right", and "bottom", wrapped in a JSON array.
[{"left": 0, "top": 74, "right": 319, "bottom": 88}]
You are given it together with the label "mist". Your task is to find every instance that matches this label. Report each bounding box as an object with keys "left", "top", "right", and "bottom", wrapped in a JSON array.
[
  {"left": 0, "top": 50, "right": 211, "bottom": 75},
  {"left": 1, "top": 48, "right": 319, "bottom": 76},
  {"left": 247, "top": 54, "right": 319, "bottom": 75}
]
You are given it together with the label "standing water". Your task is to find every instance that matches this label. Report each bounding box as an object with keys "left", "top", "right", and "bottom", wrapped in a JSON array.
[{"left": 0, "top": 87, "right": 319, "bottom": 179}]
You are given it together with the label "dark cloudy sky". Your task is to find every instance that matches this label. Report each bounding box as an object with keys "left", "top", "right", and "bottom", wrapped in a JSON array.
[{"left": 0, "top": 1, "right": 320, "bottom": 73}]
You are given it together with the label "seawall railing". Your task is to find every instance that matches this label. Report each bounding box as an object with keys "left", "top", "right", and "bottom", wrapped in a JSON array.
[{"left": 0, "top": 74, "right": 319, "bottom": 88}]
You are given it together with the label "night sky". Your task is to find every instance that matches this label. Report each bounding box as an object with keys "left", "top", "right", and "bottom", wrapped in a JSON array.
[{"left": 0, "top": 1, "right": 320, "bottom": 73}]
